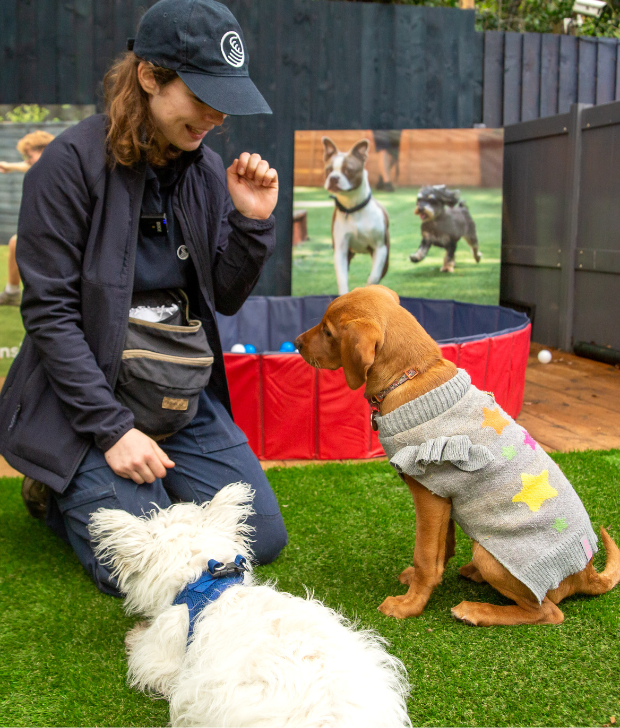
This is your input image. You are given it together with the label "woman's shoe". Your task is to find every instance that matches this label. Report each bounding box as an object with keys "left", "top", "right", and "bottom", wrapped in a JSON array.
[{"left": 21, "top": 477, "right": 49, "bottom": 519}]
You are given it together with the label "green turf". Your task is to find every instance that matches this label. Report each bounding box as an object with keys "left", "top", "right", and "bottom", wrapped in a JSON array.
[
  {"left": 1, "top": 450, "right": 619, "bottom": 726},
  {"left": 292, "top": 186, "right": 502, "bottom": 304},
  {"left": 0, "top": 245, "right": 24, "bottom": 377}
]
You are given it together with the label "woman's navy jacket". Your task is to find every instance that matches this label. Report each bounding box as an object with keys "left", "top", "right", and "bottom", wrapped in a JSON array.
[{"left": 0, "top": 115, "right": 276, "bottom": 493}]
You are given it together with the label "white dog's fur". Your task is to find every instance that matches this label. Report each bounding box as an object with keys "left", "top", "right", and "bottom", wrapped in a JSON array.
[{"left": 89, "top": 482, "right": 411, "bottom": 727}]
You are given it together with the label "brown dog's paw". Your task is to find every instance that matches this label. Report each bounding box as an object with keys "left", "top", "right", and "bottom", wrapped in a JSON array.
[
  {"left": 398, "top": 566, "right": 416, "bottom": 585},
  {"left": 451, "top": 602, "right": 479, "bottom": 625},
  {"left": 378, "top": 595, "right": 425, "bottom": 619}
]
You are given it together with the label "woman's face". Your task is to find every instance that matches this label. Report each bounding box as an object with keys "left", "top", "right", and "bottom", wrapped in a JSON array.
[{"left": 141, "top": 70, "right": 226, "bottom": 151}]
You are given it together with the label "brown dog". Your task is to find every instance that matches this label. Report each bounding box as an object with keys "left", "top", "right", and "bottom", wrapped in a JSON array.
[{"left": 294, "top": 285, "right": 620, "bottom": 626}]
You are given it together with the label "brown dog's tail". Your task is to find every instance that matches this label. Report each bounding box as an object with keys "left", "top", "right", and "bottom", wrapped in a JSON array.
[
  {"left": 583, "top": 527, "right": 620, "bottom": 594},
  {"left": 550, "top": 527, "right": 620, "bottom": 604}
]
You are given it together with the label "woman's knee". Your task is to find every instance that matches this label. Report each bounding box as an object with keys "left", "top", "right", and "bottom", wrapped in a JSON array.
[{"left": 247, "top": 512, "right": 288, "bottom": 565}]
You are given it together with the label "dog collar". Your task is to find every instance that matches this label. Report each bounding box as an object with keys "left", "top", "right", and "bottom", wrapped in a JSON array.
[
  {"left": 330, "top": 192, "right": 373, "bottom": 216},
  {"left": 173, "top": 555, "right": 248, "bottom": 643},
  {"left": 365, "top": 368, "right": 418, "bottom": 431}
]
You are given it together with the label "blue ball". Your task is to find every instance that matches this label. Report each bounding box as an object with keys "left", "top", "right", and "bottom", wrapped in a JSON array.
[
  {"left": 279, "top": 341, "right": 296, "bottom": 353},
  {"left": 244, "top": 344, "right": 257, "bottom": 354}
]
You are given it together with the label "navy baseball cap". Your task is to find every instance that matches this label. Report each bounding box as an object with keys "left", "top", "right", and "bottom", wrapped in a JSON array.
[{"left": 130, "top": 0, "right": 272, "bottom": 116}]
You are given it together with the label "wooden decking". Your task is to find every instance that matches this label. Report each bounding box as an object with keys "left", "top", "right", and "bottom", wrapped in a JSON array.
[
  {"left": 0, "top": 343, "right": 618, "bottom": 478},
  {"left": 515, "top": 342, "right": 620, "bottom": 453}
]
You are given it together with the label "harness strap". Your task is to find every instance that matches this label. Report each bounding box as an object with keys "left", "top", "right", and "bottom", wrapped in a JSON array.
[{"left": 173, "top": 555, "right": 248, "bottom": 642}]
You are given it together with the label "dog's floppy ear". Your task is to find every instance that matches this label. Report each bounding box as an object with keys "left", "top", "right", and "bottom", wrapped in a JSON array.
[
  {"left": 322, "top": 136, "right": 338, "bottom": 162},
  {"left": 201, "top": 481, "right": 255, "bottom": 543},
  {"left": 340, "top": 319, "right": 384, "bottom": 390},
  {"left": 350, "top": 139, "right": 370, "bottom": 163},
  {"left": 88, "top": 508, "right": 153, "bottom": 584}
]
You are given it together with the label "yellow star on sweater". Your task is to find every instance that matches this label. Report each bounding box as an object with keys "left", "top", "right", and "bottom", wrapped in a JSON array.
[
  {"left": 512, "top": 470, "right": 558, "bottom": 512},
  {"left": 481, "top": 407, "right": 510, "bottom": 435}
]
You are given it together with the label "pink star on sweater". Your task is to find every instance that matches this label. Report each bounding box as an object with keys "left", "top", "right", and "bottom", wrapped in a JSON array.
[{"left": 522, "top": 430, "right": 537, "bottom": 450}]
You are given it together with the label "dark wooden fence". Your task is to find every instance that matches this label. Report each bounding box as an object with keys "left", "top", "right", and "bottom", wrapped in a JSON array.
[
  {"left": 481, "top": 31, "right": 620, "bottom": 127},
  {"left": 501, "top": 100, "right": 620, "bottom": 352},
  {"left": 2, "top": 0, "right": 620, "bottom": 295}
]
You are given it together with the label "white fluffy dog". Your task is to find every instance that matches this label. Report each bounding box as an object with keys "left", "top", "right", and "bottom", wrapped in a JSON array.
[{"left": 88, "top": 482, "right": 411, "bottom": 727}]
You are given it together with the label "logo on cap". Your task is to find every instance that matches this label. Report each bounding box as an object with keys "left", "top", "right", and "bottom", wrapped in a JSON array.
[{"left": 220, "top": 31, "right": 244, "bottom": 68}]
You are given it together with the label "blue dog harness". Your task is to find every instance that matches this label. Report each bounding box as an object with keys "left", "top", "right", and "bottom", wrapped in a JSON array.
[{"left": 173, "top": 555, "right": 248, "bottom": 642}]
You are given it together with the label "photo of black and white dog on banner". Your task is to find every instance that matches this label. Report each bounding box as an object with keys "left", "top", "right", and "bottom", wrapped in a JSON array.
[{"left": 410, "top": 185, "right": 482, "bottom": 274}]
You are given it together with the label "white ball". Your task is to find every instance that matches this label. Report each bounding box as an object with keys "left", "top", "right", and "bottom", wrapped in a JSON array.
[
  {"left": 537, "top": 349, "right": 552, "bottom": 364},
  {"left": 231, "top": 343, "right": 246, "bottom": 353}
]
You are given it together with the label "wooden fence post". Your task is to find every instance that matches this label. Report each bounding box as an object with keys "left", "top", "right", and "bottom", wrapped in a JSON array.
[{"left": 558, "top": 102, "right": 587, "bottom": 351}]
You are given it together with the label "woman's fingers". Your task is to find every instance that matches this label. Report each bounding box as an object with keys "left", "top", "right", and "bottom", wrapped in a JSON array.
[
  {"left": 261, "top": 167, "right": 278, "bottom": 187},
  {"left": 104, "top": 428, "right": 175, "bottom": 485},
  {"left": 152, "top": 441, "right": 176, "bottom": 470},
  {"left": 236, "top": 151, "right": 252, "bottom": 176},
  {"left": 243, "top": 153, "right": 262, "bottom": 180},
  {"left": 235, "top": 153, "right": 275, "bottom": 183}
]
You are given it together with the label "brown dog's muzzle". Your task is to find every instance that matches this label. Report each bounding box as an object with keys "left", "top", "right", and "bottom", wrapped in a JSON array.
[{"left": 293, "top": 332, "right": 306, "bottom": 354}]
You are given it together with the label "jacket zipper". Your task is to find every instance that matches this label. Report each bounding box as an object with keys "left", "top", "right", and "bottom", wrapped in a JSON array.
[
  {"left": 122, "top": 349, "right": 214, "bottom": 366},
  {"left": 176, "top": 177, "right": 216, "bottom": 308},
  {"left": 8, "top": 404, "right": 21, "bottom": 431}
]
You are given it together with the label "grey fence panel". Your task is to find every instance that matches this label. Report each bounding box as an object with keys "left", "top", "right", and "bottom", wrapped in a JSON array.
[
  {"left": 521, "top": 33, "right": 541, "bottom": 122},
  {"left": 17, "top": 0, "right": 38, "bottom": 105},
  {"left": 470, "top": 25, "right": 484, "bottom": 125},
  {"left": 503, "top": 32, "right": 523, "bottom": 126},
  {"left": 501, "top": 100, "right": 620, "bottom": 351},
  {"left": 483, "top": 31, "right": 504, "bottom": 129},
  {"left": 394, "top": 5, "right": 426, "bottom": 129},
  {"left": 482, "top": 31, "right": 620, "bottom": 127},
  {"left": 540, "top": 34, "right": 560, "bottom": 118},
  {"left": 74, "top": 0, "right": 95, "bottom": 106},
  {"left": 578, "top": 38, "right": 597, "bottom": 105},
  {"left": 1, "top": 0, "right": 18, "bottom": 105},
  {"left": 596, "top": 39, "right": 618, "bottom": 105},
  {"left": 37, "top": 0, "right": 57, "bottom": 104},
  {"left": 573, "top": 103, "right": 620, "bottom": 349},
  {"left": 558, "top": 35, "right": 578, "bottom": 114}
]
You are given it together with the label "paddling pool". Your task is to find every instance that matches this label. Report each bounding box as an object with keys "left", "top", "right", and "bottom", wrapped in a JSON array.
[{"left": 216, "top": 296, "right": 531, "bottom": 460}]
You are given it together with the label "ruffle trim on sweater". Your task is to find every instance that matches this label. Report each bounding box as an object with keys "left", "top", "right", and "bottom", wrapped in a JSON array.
[{"left": 389, "top": 435, "right": 495, "bottom": 477}]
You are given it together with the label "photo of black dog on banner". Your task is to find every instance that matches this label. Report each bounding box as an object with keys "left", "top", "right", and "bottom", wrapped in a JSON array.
[{"left": 410, "top": 185, "right": 482, "bottom": 273}]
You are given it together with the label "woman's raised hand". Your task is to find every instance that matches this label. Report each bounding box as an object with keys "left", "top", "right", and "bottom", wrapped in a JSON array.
[
  {"left": 226, "top": 152, "right": 278, "bottom": 220},
  {"left": 104, "top": 427, "right": 175, "bottom": 484}
]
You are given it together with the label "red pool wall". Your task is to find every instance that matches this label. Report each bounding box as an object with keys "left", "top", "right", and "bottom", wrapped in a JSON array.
[{"left": 224, "top": 323, "right": 531, "bottom": 461}]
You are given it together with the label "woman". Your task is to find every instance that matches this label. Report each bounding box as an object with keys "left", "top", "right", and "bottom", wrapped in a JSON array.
[{"left": 0, "top": 0, "right": 287, "bottom": 595}]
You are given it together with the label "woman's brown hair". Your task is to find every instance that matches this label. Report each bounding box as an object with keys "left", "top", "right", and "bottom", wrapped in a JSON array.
[{"left": 104, "top": 51, "right": 182, "bottom": 168}]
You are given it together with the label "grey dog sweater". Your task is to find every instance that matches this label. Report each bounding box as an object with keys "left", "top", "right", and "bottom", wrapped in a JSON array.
[{"left": 376, "top": 369, "right": 598, "bottom": 603}]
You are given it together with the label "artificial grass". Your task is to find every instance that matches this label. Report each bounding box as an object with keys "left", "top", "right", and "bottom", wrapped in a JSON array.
[
  {"left": 0, "top": 244, "right": 23, "bottom": 377},
  {"left": 1, "top": 450, "right": 619, "bottom": 727},
  {"left": 292, "top": 185, "right": 502, "bottom": 304}
]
